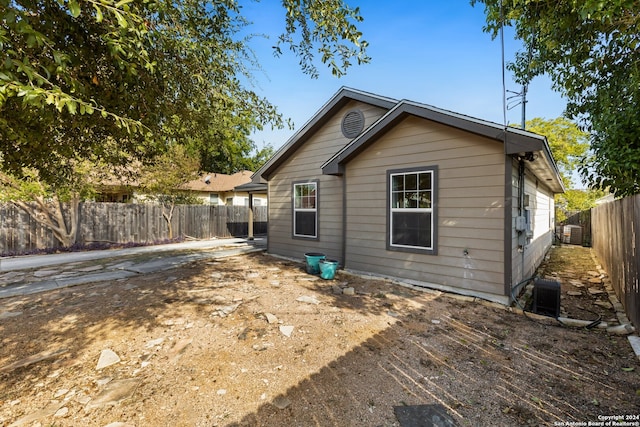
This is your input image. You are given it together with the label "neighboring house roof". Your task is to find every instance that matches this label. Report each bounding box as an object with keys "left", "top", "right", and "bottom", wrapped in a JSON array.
[
  {"left": 254, "top": 86, "right": 564, "bottom": 194},
  {"left": 183, "top": 171, "right": 253, "bottom": 192},
  {"left": 99, "top": 170, "right": 253, "bottom": 193}
]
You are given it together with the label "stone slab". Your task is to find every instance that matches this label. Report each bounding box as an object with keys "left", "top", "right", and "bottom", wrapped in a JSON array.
[
  {"left": 394, "top": 404, "right": 459, "bottom": 427},
  {"left": 628, "top": 336, "right": 640, "bottom": 360}
]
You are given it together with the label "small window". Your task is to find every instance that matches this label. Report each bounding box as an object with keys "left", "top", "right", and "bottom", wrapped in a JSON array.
[
  {"left": 388, "top": 167, "right": 437, "bottom": 254},
  {"left": 293, "top": 181, "right": 318, "bottom": 238},
  {"left": 209, "top": 194, "right": 219, "bottom": 205},
  {"left": 226, "top": 197, "right": 233, "bottom": 206}
]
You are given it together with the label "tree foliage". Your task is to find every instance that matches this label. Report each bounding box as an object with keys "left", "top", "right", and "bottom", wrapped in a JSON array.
[
  {"left": 473, "top": 0, "right": 640, "bottom": 196},
  {"left": 525, "top": 117, "right": 589, "bottom": 187},
  {"left": 555, "top": 188, "right": 607, "bottom": 222},
  {"left": 0, "top": 0, "right": 369, "bottom": 246},
  {"left": 0, "top": 0, "right": 369, "bottom": 177}
]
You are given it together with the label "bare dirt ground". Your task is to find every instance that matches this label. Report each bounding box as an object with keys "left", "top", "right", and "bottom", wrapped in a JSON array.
[{"left": 0, "top": 245, "right": 638, "bottom": 427}]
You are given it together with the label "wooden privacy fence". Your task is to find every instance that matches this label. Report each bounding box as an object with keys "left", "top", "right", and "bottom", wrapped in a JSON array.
[
  {"left": 591, "top": 195, "right": 640, "bottom": 328},
  {"left": 0, "top": 202, "right": 267, "bottom": 255}
]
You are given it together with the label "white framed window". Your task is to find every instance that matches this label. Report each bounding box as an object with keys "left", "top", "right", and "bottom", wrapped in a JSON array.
[
  {"left": 209, "top": 194, "right": 219, "bottom": 205},
  {"left": 293, "top": 181, "right": 318, "bottom": 239},
  {"left": 388, "top": 167, "right": 437, "bottom": 254}
]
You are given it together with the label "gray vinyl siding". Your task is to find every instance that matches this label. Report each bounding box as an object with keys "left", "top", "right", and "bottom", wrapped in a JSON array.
[
  {"left": 509, "top": 159, "right": 555, "bottom": 290},
  {"left": 344, "top": 116, "right": 507, "bottom": 299},
  {"left": 267, "top": 101, "right": 388, "bottom": 263}
]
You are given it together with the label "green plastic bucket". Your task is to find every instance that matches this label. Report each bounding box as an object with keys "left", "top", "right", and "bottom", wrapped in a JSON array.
[
  {"left": 304, "top": 252, "right": 326, "bottom": 274},
  {"left": 319, "top": 259, "right": 339, "bottom": 280}
]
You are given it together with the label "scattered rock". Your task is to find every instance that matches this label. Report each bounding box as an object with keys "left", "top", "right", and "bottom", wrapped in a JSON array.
[
  {"left": 628, "top": 336, "right": 640, "bottom": 359},
  {"left": 217, "top": 389, "right": 227, "bottom": 396},
  {"left": 0, "top": 311, "right": 23, "bottom": 319},
  {"left": 85, "top": 379, "right": 139, "bottom": 412},
  {"left": 0, "top": 348, "right": 68, "bottom": 373},
  {"left": 7, "top": 401, "right": 63, "bottom": 426},
  {"left": 270, "top": 280, "right": 280, "bottom": 287},
  {"left": 296, "top": 295, "right": 320, "bottom": 304},
  {"left": 145, "top": 338, "right": 165, "bottom": 348},
  {"left": 594, "top": 300, "right": 613, "bottom": 309},
  {"left": 96, "top": 349, "right": 121, "bottom": 370},
  {"left": 75, "top": 393, "right": 92, "bottom": 405},
  {"left": 587, "top": 271, "right": 600, "bottom": 277},
  {"left": 96, "top": 377, "right": 112, "bottom": 387},
  {"left": 567, "top": 291, "right": 582, "bottom": 296},
  {"left": 342, "top": 287, "right": 355, "bottom": 296},
  {"left": 103, "top": 422, "right": 135, "bottom": 427},
  {"left": 212, "top": 303, "right": 241, "bottom": 317},
  {"left": 169, "top": 339, "right": 193, "bottom": 360},
  {"left": 54, "top": 407, "right": 69, "bottom": 418},
  {"left": 54, "top": 389, "right": 69, "bottom": 398},
  {"left": 332, "top": 285, "right": 343, "bottom": 295},
  {"left": 246, "top": 272, "right": 260, "bottom": 279},
  {"left": 272, "top": 395, "right": 292, "bottom": 409},
  {"left": 162, "top": 318, "right": 186, "bottom": 326},
  {"left": 607, "top": 324, "right": 636, "bottom": 335},
  {"left": 588, "top": 278, "right": 603, "bottom": 285},
  {"left": 588, "top": 288, "right": 604, "bottom": 295},
  {"left": 265, "top": 313, "right": 278, "bottom": 324},
  {"left": 280, "top": 325, "right": 294, "bottom": 337},
  {"left": 431, "top": 319, "right": 441, "bottom": 324},
  {"left": 33, "top": 269, "right": 59, "bottom": 277},
  {"left": 78, "top": 265, "right": 105, "bottom": 273}
]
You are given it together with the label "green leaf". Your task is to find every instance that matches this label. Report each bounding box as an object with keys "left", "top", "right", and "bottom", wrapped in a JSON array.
[
  {"left": 68, "top": 0, "right": 81, "bottom": 18},
  {"left": 622, "top": 367, "right": 635, "bottom": 372},
  {"left": 93, "top": 5, "right": 103, "bottom": 22},
  {"left": 113, "top": 10, "right": 128, "bottom": 28},
  {"left": 115, "top": 0, "right": 133, "bottom": 8}
]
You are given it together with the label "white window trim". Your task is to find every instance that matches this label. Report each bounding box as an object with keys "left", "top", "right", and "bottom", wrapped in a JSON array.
[{"left": 387, "top": 167, "right": 437, "bottom": 254}]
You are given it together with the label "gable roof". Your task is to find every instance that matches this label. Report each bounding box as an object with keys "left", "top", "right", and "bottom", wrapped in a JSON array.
[
  {"left": 320, "top": 99, "right": 564, "bottom": 193},
  {"left": 252, "top": 87, "right": 397, "bottom": 182},
  {"left": 184, "top": 171, "right": 253, "bottom": 192}
]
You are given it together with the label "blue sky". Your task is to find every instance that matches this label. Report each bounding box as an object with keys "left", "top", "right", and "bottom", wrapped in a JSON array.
[{"left": 240, "top": 1, "right": 567, "bottom": 151}]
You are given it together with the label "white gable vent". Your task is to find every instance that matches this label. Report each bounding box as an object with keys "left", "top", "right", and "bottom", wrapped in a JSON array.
[{"left": 341, "top": 109, "right": 365, "bottom": 139}]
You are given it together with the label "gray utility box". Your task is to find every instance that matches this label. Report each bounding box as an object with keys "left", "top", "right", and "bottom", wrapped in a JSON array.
[{"left": 532, "top": 278, "right": 561, "bottom": 318}]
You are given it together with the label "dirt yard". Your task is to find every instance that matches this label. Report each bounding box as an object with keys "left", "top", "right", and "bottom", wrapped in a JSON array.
[{"left": 0, "top": 245, "right": 638, "bottom": 426}]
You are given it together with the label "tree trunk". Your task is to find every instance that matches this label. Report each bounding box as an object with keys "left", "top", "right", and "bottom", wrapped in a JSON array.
[
  {"left": 161, "top": 203, "right": 176, "bottom": 239},
  {"left": 13, "top": 194, "right": 80, "bottom": 248}
]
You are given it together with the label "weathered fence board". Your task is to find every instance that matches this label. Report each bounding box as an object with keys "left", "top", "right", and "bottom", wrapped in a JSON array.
[
  {"left": 591, "top": 195, "right": 640, "bottom": 329},
  {"left": 0, "top": 203, "right": 267, "bottom": 255}
]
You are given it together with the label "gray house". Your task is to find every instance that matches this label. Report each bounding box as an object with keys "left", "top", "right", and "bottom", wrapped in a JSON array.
[{"left": 252, "top": 87, "right": 564, "bottom": 304}]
